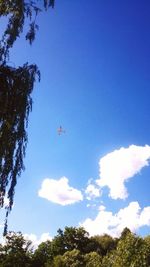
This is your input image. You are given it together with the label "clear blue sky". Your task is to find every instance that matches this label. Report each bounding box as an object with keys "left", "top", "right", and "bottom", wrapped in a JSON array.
[{"left": 1, "top": 0, "right": 150, "bottom": 242}]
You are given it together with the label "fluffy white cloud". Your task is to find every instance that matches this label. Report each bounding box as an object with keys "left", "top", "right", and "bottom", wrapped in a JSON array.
[
  {"left": 96, "top": 145, "right": 150, "bottom": 199},
  {"left": 81, "top": 202, "right": 150, "bottom": 237},
  {"left": 85, "top": 183, "right": 101, "bottom": 200},
  {"left": 38, "top": 177, "right": 83, "bottom": 205},
  {"left": 99, "top": 205, "right": 106, "bottom": 211}
]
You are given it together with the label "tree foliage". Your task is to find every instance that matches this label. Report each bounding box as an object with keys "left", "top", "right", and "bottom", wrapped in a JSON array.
[
  {"left": 0, "top": 228, "right": 150, "bottom": 267},
  {"left": 91, "top": 234, "right": 118, "bottom": 256},
  {"left": 62, "top": 249, "right": 85, "bottom": 267},
  {"left": 0, "top": 63, "right": 40, "bottom": 234},
  {"left": 113, "top": 230, "right": 150, "bottom": 267},
  {"left": 0, "top": 231, "right": 33, "bottom": 267},
  {"left": 51, "top": 226, "right": 90, "bottom": 255},
  {"left": 32, "top": 240, "right": 52, "bottom": 267},
  {"left": 84, "top": 251, "right": 102, "bottom": 267},
  {"left": 0, "top": 0, "right": 55, "bottom": 63},
  {"left": 0, "top": 0, "right": 54, "bottom": 234}
]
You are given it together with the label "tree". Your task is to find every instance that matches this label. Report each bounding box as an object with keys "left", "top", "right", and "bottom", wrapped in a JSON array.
[
  {"left": 144, "top": 235, "right": 150, "bottom": 266},
  {"left": 84, "top": 251, "right": 102, "bottom": 267},
  {"left": 63, "top": 226, "right": 90, "bottom": 253},
  {"left": 51, "top": 255, "right": 64, "bottom": 267},
  {"left": 102, "top": 251, "right": 116, "bottom": 267},
  {"left": 51, "top": 226, "right": 90, "bottom": 255},
  {"left": 34, "top": 227, "right": 91, "bottom": 266},
  {"left": 91, "top": 234, "right": 118, "bottom": 256},
  {"left": 43, "top": 249, "right": 85, "bottom": 267},
  {"left": 62, "top": 249, "right": 84, "bottom": 267},
  {"left": 50, "top": 228, "right": 66, "bottom": 257},
  {"left": 119, "top": 227, "right": 131, "bottom": 240},
  {"left": 0, "top": 0, "right": 55, "bottom": 62},
  {"left": 32, "top": 240, "right": 52, "bottom": 267},
  {"left": 107, "top": 229, "right": 150, "bottom": 267},
  {"left": 0, "top": 231, "right": 33, "bottom": 267},
  {"left": 0, "top": 0, "right": 54, "bottom": 234}
]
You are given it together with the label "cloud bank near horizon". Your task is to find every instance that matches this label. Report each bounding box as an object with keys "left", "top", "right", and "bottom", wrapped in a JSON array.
[{"left": 81, "top": 201, "right": 150, "bottom": 237}]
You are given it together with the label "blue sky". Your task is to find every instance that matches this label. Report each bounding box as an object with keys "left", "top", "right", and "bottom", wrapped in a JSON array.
[{"left": 1, "top": 0, "right": 150, "bottom": 244}]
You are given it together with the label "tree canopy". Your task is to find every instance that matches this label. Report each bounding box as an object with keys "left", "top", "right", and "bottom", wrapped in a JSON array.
[
  {"left": 0, "top": 227, "right": 149, "bottom": 267},
  {"left": 0, "top": 0, "right": 55, "bottom": 234}
]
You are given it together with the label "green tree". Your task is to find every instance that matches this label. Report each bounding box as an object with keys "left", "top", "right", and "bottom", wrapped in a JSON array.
[
  {"left": 63, "top": 227, "right": 90, "bottom": 253},
  {"left": 91, "top": 234, "right": 117, "bottom": 256},
  {"left": 102, "top": 251, "right": 116, "bottom": 267},
  {"left": 0, "top": 0, "right": 54, "bottom": 233},
  {"left": 33, "top": 227, "right": 91, "bottom": 266},
  {"left": 144, "top": 235, "right": 150, "bottom": 266},
  {"left": 108, "top": 229, "right": 150, "bottom": 267},
  {"left": 62, "top": 249, "right": 84, "bottom": 267},
  {"left": 0, "top": 231, "right": 33, "bottom": 267},
  {"left": 51, "top": 255, "right": 64, "bottom": 267},
  {"left": 49, "top": 228, "right": 66, "bottom": 258},
  {"left": 32, "top": 240, "right": 52, "bottom": 267},
  {"left": 119, "top": 227, "right": 131, "bottom": 239},
  {"left": 84, "top": 251, "right": 102, "bottom": 267},
  {"left": 49, "top": 226, "right": 90, "bottom": 257}
]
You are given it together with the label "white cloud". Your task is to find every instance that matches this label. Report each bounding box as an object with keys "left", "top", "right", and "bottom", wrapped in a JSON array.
[
  {"left": 38, "top": 177, "right": 83, "bottom": 205},
  {"left": 96, "top": 145, "right": 150, "bottom": 199},
  {"left": 24, "top": 232, "right": 52, "bottom": 249},
  {"left": 81, "top": 201, "right": 150, "bottom": 237},
  {"left": 99, "top": 205, "right": 106, "bottom": 211},
  {"left": 139, "top": 207, "right": 150, "bottom": 225},
  {"left": 86, "top": 203, "right": 97, "bottom": 208},
  {"left": 85, "top": 183, "right": 101, "bottom": 200}
]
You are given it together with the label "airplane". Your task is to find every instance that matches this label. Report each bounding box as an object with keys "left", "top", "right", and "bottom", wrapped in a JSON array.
[{"left": 57, "top": 126, "right": 66, "bottom": 135}]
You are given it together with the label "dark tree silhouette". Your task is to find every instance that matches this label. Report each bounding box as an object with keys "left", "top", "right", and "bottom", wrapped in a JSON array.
[{"left": 0, "top": 0, "right": 55, "bottom": 234}]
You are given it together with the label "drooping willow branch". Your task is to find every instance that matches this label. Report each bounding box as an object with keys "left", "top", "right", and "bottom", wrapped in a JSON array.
[
  {"left": 0, "top": 0, "right": 55, "bottom": 63},
  {"left": 0, "top": 63, "right": 40, "bottom": 234},
  {"left": 0, "top": 0, "right": 55, "bottom": 235}
]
